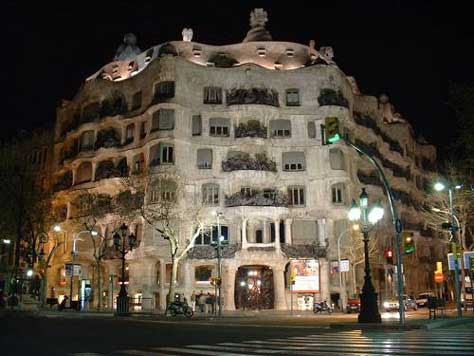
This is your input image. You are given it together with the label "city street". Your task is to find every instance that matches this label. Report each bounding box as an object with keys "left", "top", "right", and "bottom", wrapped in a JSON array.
[{"left": 2, "top": 311, "right": 474, "bottom": 355}]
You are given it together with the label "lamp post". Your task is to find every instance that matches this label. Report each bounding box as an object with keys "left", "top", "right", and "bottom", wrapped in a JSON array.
[
  {"left": 113, "top": 223, "right": 137, "bottom": 316},
  {"left": 337, "top": 224, "right": 359, "bottom": 312},
  {"left": 434, "top": 181, "right": 463, "bottom": 317},
  {"left": 348, "top": 188, "right": 384, "bottom": 323},
  {"left": 212, "top": 211, "right": 225, "bottom": 317}
]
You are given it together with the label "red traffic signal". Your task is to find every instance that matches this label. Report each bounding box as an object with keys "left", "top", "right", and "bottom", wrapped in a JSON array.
[{"left": 385, "top": 248, "right": 394, "bottom": 264}]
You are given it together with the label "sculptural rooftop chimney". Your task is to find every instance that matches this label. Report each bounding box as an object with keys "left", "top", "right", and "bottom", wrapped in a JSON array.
[{"left": 243, "top": 8, "right": 272, "bottom": 42}]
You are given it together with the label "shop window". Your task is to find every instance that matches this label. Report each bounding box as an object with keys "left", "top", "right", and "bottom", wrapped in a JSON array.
[
  {"left": 286, "top": 89, "right": 300, "bottom": 106},
  {"left": 329, "top": 148, "right": 345, "bottom": 170},
  {"left": 196, "top": 225, "right": 229, "bottom": 244},
  {"left": 331, "top": 183, "right": 346, "bottom": 204},
  {"left": 203, "top": 86, "right": 222, "bottom": 104},
  {"left": 209, "top": 118, "right": 230, "bottom": 137},
  {"left": 160, "top": 143, "right": 174, "bottom": 164},
  {"left": 288, "top": 186, "right": 305, "bottom": 206},
  {"left": 195, "top": 266, "right": 213, "bottom": 283},
  {"left": 270, "top": 119, "right": 291, "bottom": 137},
  {"left": 282, "top": 152, "right": 305, "bottom": 171},
  {"left": 149, "top": 178, "right": 177, "bottom": 203},
  {"left": 192, "top": 115, "right": 202, "bottom": 136},
  {"left": 197, "top": 148, "right": 212, "bottom": 169},
  {"left": 202, "top": 183, "right": 219, "bottom": 205}
]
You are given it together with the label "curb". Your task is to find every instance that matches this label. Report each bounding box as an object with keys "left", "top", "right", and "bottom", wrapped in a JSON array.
[
  {"left": 422, "top": 317, "right": 474, "bottom": 330},
  {"left": 330, "top": 317, "right": 474, "bottom": 331}
]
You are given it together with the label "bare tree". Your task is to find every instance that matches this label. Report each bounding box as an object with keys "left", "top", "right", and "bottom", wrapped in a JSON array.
[{"left": 124, "top": 170, "right": 206, "bottom": 308}]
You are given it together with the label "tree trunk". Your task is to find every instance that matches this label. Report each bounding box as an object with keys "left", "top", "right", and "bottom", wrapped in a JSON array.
[
  {"left": 40, "top": 272, "right": 48, "bottom": 308},
  {"left": 167, "top": 256, "right": 178, "bottom": 308},
  {"left": 96, "top": 260, "right": 102, "bottom": 311}
]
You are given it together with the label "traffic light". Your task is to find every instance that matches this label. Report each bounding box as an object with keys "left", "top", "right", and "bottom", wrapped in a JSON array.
[
  {"left": 324, "top": 117, "right": 341, "bottom": 144},
  {"left": 402, "top": 232, "right": 415, "bottom": 255},
  {"left": 385, "top": 248, "right": 394, "bottom": 264}
]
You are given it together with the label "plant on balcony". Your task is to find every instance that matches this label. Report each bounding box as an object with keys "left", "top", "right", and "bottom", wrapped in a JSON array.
[
  {"left": 317, "top": 88, "right": 349, "bottom": 108},
  {"left": 53, "top": 171, "right": 73, "bottom": 192},
  {"left": 234, "top": 120, "right": 268, "bottom": 138},
  {"left": 225, "top": 188, "right": 288, "bottom": 207},
  {"left": 222, "top": 152, "right": 276, "bottom": 172},
  {"left": 94, "top": 129, "right": 121, "bottom": 150},
  {"left": 100, "top": 91, "right": 128, "bottom": 118}
]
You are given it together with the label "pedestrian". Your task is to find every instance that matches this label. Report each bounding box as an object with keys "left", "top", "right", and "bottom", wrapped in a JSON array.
[
  {"left": 206, "top": 292, "right": 214, "bottom": 314},
  {"left": 190, "top": 291, "right": 196, "bottom": 312},
  {"left": 198, "top": 291, "right": 207, "bottom": 313}
]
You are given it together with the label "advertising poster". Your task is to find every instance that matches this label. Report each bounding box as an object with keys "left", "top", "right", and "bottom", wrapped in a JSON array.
[{"left": 290, "top": 259, "right": 319, "bottom": 293}]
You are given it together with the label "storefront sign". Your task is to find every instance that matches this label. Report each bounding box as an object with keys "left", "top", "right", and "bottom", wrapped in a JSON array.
[
  {"left": 289, "top": 259, "right": 319, "bottom": 293},
  {"left": 340, "top": 259, "right": 350, "bottom": 272}
]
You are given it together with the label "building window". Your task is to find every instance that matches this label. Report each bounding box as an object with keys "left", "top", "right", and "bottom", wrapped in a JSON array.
[
  {"left": 255, "top": 229, "right": 263, "bottom": 243},
  {"left": 79, "top": 131, "right": 94, "bottom": 151},
  {"left": 307, "top": 121, "right": 316, "bottom": 139},
  {"left": 329, "top": 148, "right": 345, "bottom": 170},
  {"left": 286, "top": 89, "right": 300, "bottom": 106},
  {"left": 132, "top": 91, "right": 142, "bottom": 110},
  {"left": 161, "top": 144, "right": 174, "bottom": 164},
  {"left": 125, "top": 124, "right": 134, "bottom": 145},
  {"left": 192, "top": 115, "right": 202, "bottom": 136},
  {"left": 288, "top": 186, "right": 305, "bottom": 206},
  {"left": 133, "top": 153, "right": 145, "bottom": 174},
  {"left": 203, "top": 86, "right": 222, "bottom": 104},
  {"left": 75, "top": 161, "right": 92, "bottom": 184},
  {"left": 282, "top": 152, "right": 305, "bottom": 171},
  {"left": 202, "top": 183, "right": 219, "bottom": 206},
  {"left": 150, "top": 178, "right": 177, "bottom": 203},
  {"left": 140, "top": 122, "right": 146, "bottom": 139},
  {"left": 270, "top": 119, "right": 291, "bottom": 137},
  {"left": 331, "top": 183, "right": 346, "bottom": 204},
  {"left": 151, "top": 109, "right": 175, "bottom": 131},
  {"left": 209, "top": 118, "right": 230, "bottom": 137},
  {"left": 197, "top": 148, "right": 212, "bottom": 169},
  {"left": 196, "top": 225, "right": 229, "bottom": 245},
  {"left": 153, "top": 81, "right": 175, "bottom": 102},
  {"left": 195, "top": 266, "right": 213, "bottom": 283}
]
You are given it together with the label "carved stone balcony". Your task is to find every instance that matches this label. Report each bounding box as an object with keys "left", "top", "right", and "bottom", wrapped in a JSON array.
[
  {"left": 226, "top": 88, "right": 279, "bottom": 107},
  {"left": 225, "top": 189, "right": 288, "bottom": 207},
  {"left": 234, "top": 120, "right": 267, "bottom": 139},
  {"left": 222, "top": 153, "right": 276, "bottom": 172}
]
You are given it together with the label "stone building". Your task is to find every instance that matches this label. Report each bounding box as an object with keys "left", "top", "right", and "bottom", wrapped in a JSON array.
[{"left": 48, "top": 9, "right": 442, "bottom": 311}]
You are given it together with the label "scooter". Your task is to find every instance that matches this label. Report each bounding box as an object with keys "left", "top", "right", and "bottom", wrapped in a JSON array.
[
  {"left": 313, "top": 300, "right": 333, "bottom": 314},
  {"left": 166, "top": 300, "right": 194, "bottom": 318}
]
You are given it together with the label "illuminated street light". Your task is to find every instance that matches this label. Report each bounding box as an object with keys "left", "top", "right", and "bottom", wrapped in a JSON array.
[
  {"left": 53, "top": 225, "right": 62, "bottom": 232},
  {"left": 434, "top": 182, "right": 445, "bottom": 192},
  {"left": 26, "top": 269, "right": 33, "bottom": 277},
  {"left": 2, "top": 239, "right": 11, "bottom": 244}
]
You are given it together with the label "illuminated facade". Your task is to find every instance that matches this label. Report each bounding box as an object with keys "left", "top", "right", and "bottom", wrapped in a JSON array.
[{"left": 49, "top": 9, "right": 443, "bottom": 311}]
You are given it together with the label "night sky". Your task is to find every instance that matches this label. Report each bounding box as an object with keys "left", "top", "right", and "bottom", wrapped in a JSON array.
[{"left": 5, "top": 1, "right": 474, "bottom": 156}]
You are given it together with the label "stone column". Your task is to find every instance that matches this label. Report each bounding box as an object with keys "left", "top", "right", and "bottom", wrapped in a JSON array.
[
  {"left": 319, "top": 258, "right": 331, "bottom": 302},
  {"left": 223, "top": 264, "right": 236, "bottom": 311},
  {"left": 317, "top": 219, "right": 326, "bottom": 247},
  {"left": 241, "top": 218, "right": 248, "bottom": 249},
  {"left": 285, "top": 219, "right": 293, "bottom": 245},
  {"left": 91, "top": 161, "right": 97, "bottom": 182},
  {"left": 274, "top": 219, "right": 281, "bottom": 251},
  {"left": 273, "top": 265, "right": 287, "bottom": 310},
  {"left": 263, "top": 220, "right": 270, "bottom": 243}
]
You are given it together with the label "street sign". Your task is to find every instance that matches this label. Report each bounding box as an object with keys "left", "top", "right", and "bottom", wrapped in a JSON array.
[
  {"left": 434, "top": 272, "right": 444, "bottom": 284},
  {"left": 65, "top": 263, "right": 82, "bottom": 277},
  {"left": 340, "top": 259, "right": 350, "bottom": 272},
  {"left": 447, "top": 253, "right": 462, "bottom": 271},
  {"left": 463, "top": 251, "right": 474, "bottom": 269}
]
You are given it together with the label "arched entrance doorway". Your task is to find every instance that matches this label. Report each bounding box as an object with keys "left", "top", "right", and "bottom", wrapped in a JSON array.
[{"left": 235, "top": 265, "right": 274, "bottom": 310}]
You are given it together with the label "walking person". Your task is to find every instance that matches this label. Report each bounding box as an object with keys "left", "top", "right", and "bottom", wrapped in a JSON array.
[{"left": 190, "top": 291, "right": 196, "bottom": 312}]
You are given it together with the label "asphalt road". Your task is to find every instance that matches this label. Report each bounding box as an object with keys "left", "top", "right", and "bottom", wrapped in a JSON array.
[{"left": 3, "top": 314, "right": 474, "bottom": 356}]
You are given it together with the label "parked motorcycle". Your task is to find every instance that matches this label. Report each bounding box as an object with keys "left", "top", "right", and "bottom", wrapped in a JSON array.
[
  {"left": 313, "top": 300, "right": 333, "bottom": 314},
  {"left": 166, "top": 301, "right": 193, "bottom": 318}
]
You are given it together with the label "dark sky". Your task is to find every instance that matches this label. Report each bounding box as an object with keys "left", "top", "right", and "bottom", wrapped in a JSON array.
[{"left": 4, "top": 1, "right": 474, "bottom": 155}]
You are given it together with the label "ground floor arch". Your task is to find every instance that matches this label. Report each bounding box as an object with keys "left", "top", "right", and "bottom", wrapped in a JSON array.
[{"left": 234, "top": 265, "right": 274, "bottom": 310}]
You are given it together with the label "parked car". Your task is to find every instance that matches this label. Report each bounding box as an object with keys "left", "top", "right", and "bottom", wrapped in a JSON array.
[
  {"left": 346, "top": 298, "right": 360, "bottom": 313},
  {"left": 383, "top": 295, "right": 417, "bottom": 312},
  {"left": 416, "top": 292, "right": 435, "bottom": 307}
]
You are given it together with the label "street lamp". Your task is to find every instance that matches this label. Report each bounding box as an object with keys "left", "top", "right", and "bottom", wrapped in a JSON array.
[
  {"left": 433, "top": 181, "right": 463, "bottom": 317},
  {"left": 348, "top": 188, "right": 384, "bottom": 323},
  {"left": 114, "top": 223, "right": 137, "bottom": 316}
]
